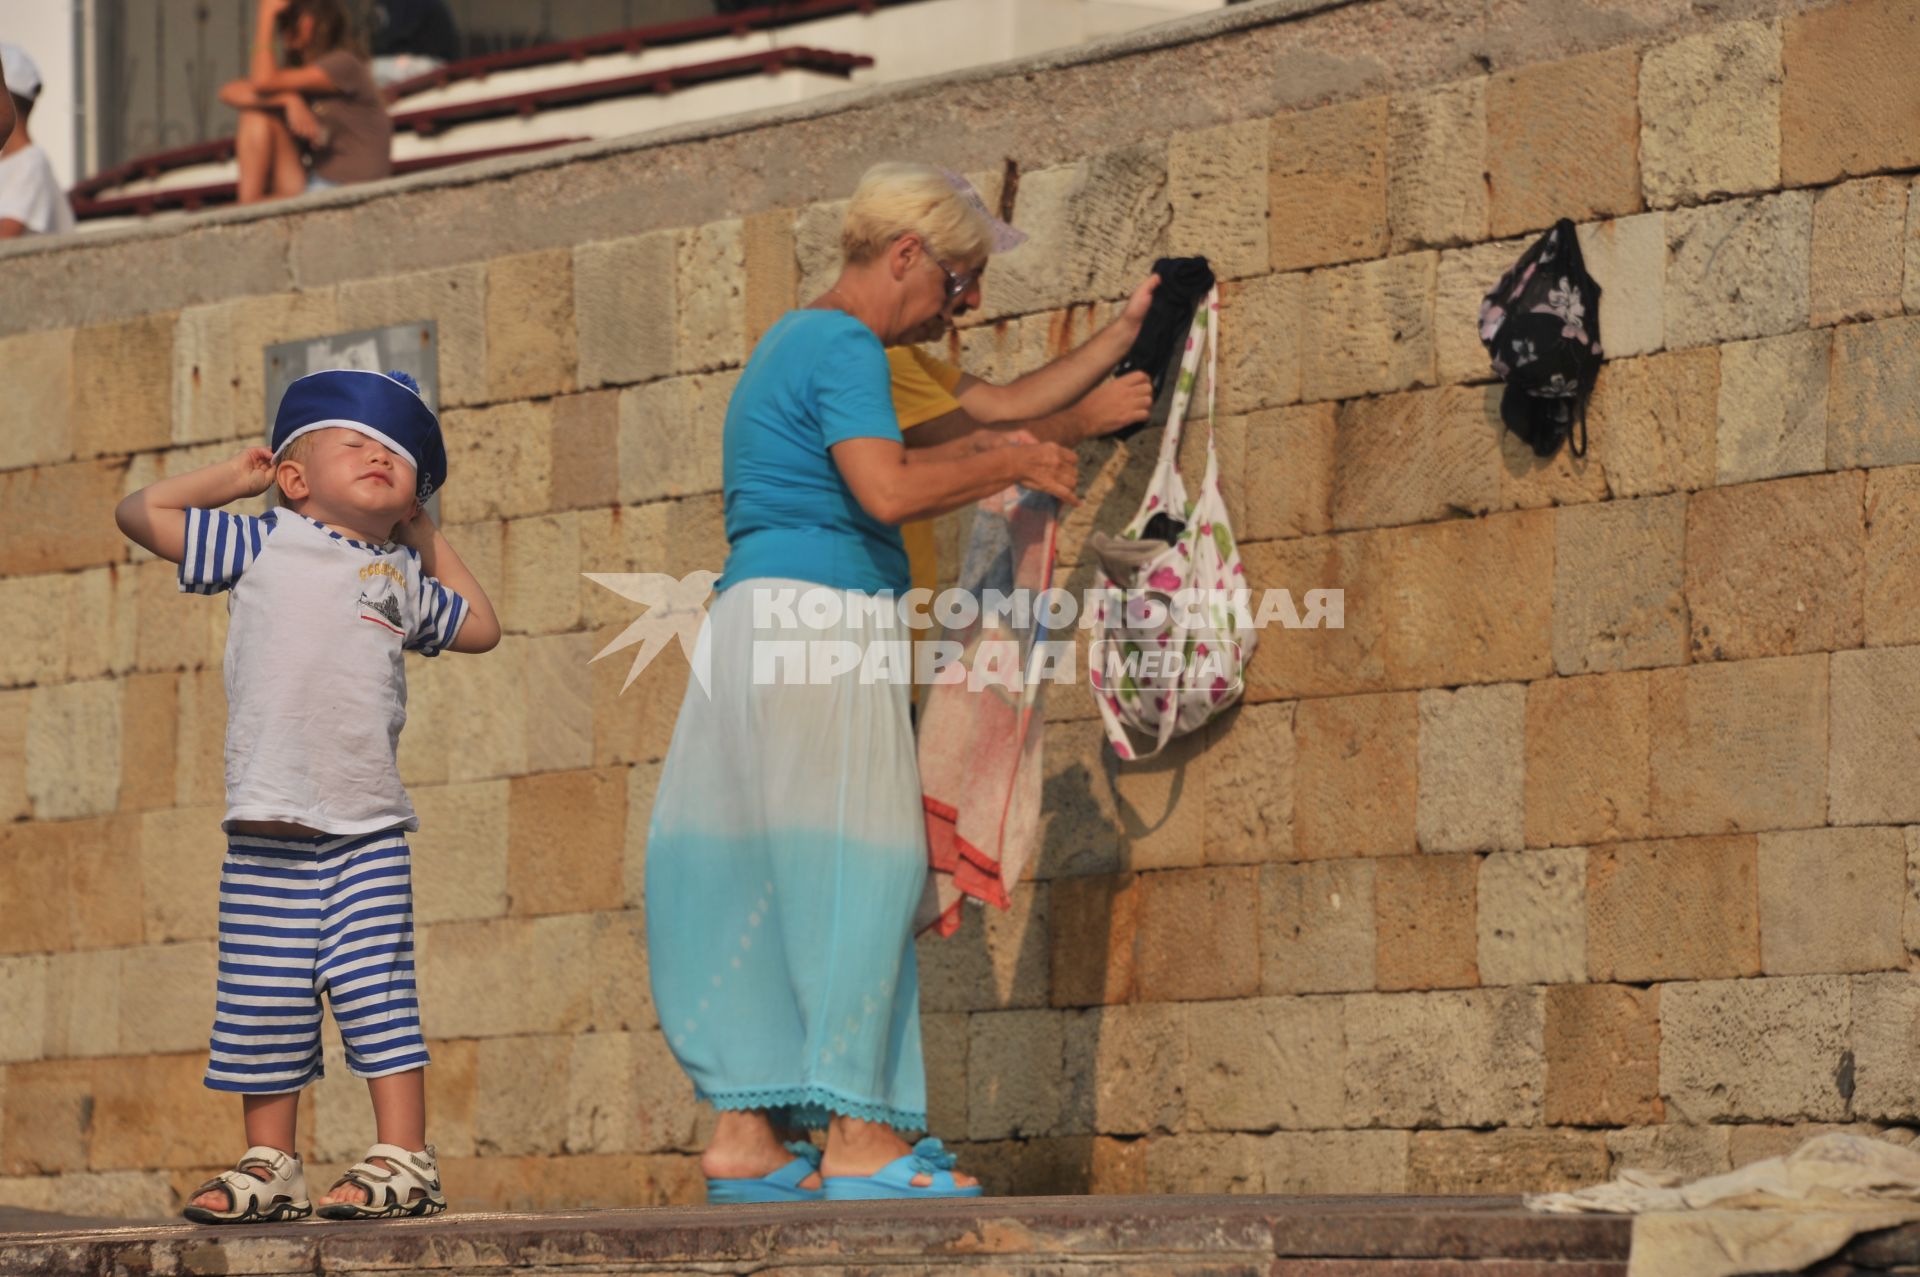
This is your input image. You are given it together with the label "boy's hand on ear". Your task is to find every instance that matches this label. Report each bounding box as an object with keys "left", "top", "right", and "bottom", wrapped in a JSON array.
[
  {"left": 393, "top": 503, "right": 437, "bottom": 550},
  {"left": 229, "top": 447, "right": 276, "bottom": 498}
]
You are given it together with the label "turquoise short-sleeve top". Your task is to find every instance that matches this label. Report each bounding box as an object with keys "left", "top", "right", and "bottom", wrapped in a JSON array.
[{"left": 715, "top": 309, "right": 910, "bottom": 595}]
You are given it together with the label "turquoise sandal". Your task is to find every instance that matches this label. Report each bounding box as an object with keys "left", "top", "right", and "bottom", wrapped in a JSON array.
[
  {"left": 706, "top": 1142, "right": 824, "bottom": 1204},
  {"left": 822, "top": 1138, "right": 982, "bottom": 1201}
]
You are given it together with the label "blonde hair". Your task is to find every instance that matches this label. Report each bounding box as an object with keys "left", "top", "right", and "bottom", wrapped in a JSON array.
[{"left": 841, "top": 162, "right": 994, "bottom": 268}]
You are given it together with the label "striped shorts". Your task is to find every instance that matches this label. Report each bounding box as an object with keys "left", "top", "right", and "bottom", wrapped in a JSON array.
[{"left": 205, "top": 828, "right": 431, "bottom": 1094}]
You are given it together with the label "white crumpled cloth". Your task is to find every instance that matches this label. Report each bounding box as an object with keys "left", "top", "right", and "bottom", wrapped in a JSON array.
[{"left": 1528, "top": 1133, "right": 1920, "bottom": 1277}]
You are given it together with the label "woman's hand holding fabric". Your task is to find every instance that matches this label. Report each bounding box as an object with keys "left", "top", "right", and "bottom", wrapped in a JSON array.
[{"left": 1073, "top": 371, "right": 1155, "bottom": 439}]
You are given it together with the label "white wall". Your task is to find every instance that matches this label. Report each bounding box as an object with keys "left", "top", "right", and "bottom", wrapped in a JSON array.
[{"left": 0, "top": 0, "right": 80, "bottom": 189}]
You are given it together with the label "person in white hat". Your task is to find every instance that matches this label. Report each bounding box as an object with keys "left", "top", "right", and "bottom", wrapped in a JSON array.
[{"left": 0, "top": 43, "right": 74, "bottom": 237}]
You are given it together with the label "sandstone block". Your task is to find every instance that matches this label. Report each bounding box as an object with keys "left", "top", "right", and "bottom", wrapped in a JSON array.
[
  {"left": 1638, "top": 22, "right": 1782, "bottom": 209},
  {"left": 1851, "top": 972, "right": 1920, "bottom": 1120},
  {"left": 421, "top": 918, "right": 577, "bottom": 1040},
  {"left": 335, "top": 263, "right": 489, "bottom": 407},
  {"left": 742, "top": 206, "right": 797, "bottom": 347},
  {"left": 578, "top": 504, "right": 673, "bottom": 628},
  {"left": 500, "top": 513, "right": 581, "bottom": 636},
  {"left": 1590, "top": 348, "right": 1719, "bottom": 499},
  {"left": 172, "top": 668, "right": 227, "bottom": 807},
  {"left": 1648, "top": 656, "right": 1829, "bottom": 836},
  {"left": 439, "top": 401, "right": 553, "bottom": 524},
  {"left": 986, "top": 144, "right": 1170, "bottom": 319},
  {"left": 1588, "top": 835, "right": 1760, "bottom": 982},
  {"left": 1140, "top": 1132, "right": 1264, "bottom": 1195},
  {"left": 1552, "top": 494, "right": 1687, "bottom": 676},
  {"left": 116, "top": 672, "right": 179, "bottom": 815},
  {"left": 922, "top": 1012, "right": 968, "bottom": 1140},
  {"left": 1828, "top": 315, "right": 1920, "bottom": 470},
  {"left": 617, "top": 371, "right": 736, "bottom": 504},
  {"left": 0, "top": 457, "right": 132, "bottom": 576},
  {"left": 1062, "top": 1003, "right": 1188, "bottom": 1135},
  {"left": 116, "top": 941, "right": 215, "bottom": 1056},
  {"left": 1260, "top": 860, "right": 1375, "bottom": 995},
  {"left": 588, "top": 620, "right": 685, "bottom": 772},
  {"left": 1479, "top": 848, "right": 1586, "bottom": 986},
  {"left": 1606, "top": 1125, "right": 1733, "bottom": 1180},
  {"left": 1382, "top": 508, "right": 1556, "bottom": 690},
  {"left": 0, "top": 574, "right": 70, "bottom": 688},
  {"left": 72, "top": 313, "right": 175, "bottom": 459},
  {"left": 1185, "top": 996, "right": 1344, "bottom": 1133},
  {"left": 138, "top": 804, "right": 225, "bottom": 943},
  {"left": 1109, "top": 729, "right": 1207, "bottom": 872},
  {"left": 1260, "top": 1129, "right": 1410, "bottom": 1194},
  {"left": 487, "top": 249, "right": 576, "bottom": 400},
  {"left": 1169, "top": 119, "right": 1270, "bottom": 281},
  {"left": 172, "top": 290, "right": 337, "bottom": 446},
  {"left": 1759, "top": 827, "right": 1904, "bottom": 975},
  {"left": 1546, "top": 983, "right": 1661, "bottom": 1126},
  {"left": 0, "top": 956, "right": 47, "bottom": 1064},
  {"left": 1495, "top": 398, "right": 1612, "bottom": 515},
  {"left": 1716, "top": 329, "right": 1830, "bottom": 485},
  {"left": 474, "top": 1034, "right": 569, "bottom": 1156},
  {"left": 1811, "top": 177, "right": 1908, "bottom": 326},
  {"left": 1049, "top": 874, "right": 1139, "bottom": 1008},
  {"left": 1830, "top": 645, "right": 1920, "bottom": 825},
  {"left": 1238, "top": 533, "right": 1391, "bottom": 702},
  {"left": 1408, "top": 1128, "right": 1610, "bottom": 1194},
  {"left": 1202, "top": 702, "right": 1294, "bottom": 864},
  {"left": 2, "top": 1059, "right": 95, "bottom": 1173},
  {"left": 1294, "top": 692, "right": 1416, "bottom": 859},
  {"left": 793, "top": 198, "right": 848, "bottom": 304},
  {"left": 26, "top": 680, "right": 122, "bottom": 820},
  {"left": 1374, "top": 853, "right": 1479, "bottom": 992},
  {"left": 0, "top": 690, "right": 26, "bottom": 823},
  {"left": 507, "top": 768, "right": 626, "bottom": 917},
  {"left": 1388, "top": 77, "right": 1489, "bottom": 252},
  {"left": 1217, "top": 272, "right": 1304, "bottom": 415},
  {"left": 1520, "top": 671, "right": 1643, "bottom": 848},
  {"left": 1907, "top": 178, "right": 1920, "bottom": 316},
  {"left": 674, "top": 220, "right": 747, "bottom": 374},
  {"left": 623, "top": 760, "right": 659, "bottom": 910},
  {"left": 1268, "top": 97, "right": 1389, "bottom": 271},
  {"left": 436, "top": 634, "right": 529, "bottom": 783},
  {"left": 1781, "top": 0, "right": 1920, "bottom": 186},
  {"left": 1134, "top": 867, "right": 1260, "bottom": 1002},
  {"left": 549, "top": 390, "right": 620, "bottom": 512},
  {"left": 1867, "top": 466, "right": 1920, "bottom": 648},
  {"left": 89, "top": 1052, "right": 233, "bottom": 1168},
  {"left": 1577, "top": 213, "right": 1667, "bottom": 361},
  {"left": 1242, "top": 403, "right": 1334, "bottom": 541},
  {"left": 1665, "top": 193, "right": 1813, "bottom": 349},
  {"left": 968, "top": 1010, "right": 1066, "bottom": 1140},
  {"left": 410, "top": 780, "right": 510, "bottom": 925},
  {"left": 41, "top": 944, "right": 120, "bottom": 1052},
  {"left": 62, "top": 816, "right": 144, "bottom": 952},
  {"left": 574, "top": 231, "right": 676, "bottom": 390},
  {"left": 1331, "top": 385, "right": 1498, "bottom": 532},
  {"left": 1343, "top": 987, "right": 1543, "bottom": 1127},
  {"left": 523, "top": 631, "right": 596, "bottom": 774},
  {"left": 1660, "top": 975, "right": 1850, "bottom": 1122},
  {"left": 1034, "top": 718, "right": 1126, "bottom": 881},
  {"left": 1299, "top": 252, "right": 1437, "bottom": 403},
  {"left": 918, "top": 881, "right": 1050, "bottom": 1013},
  {"left": 0, "top": 328, "right": 74, "bottom": 469},
  {"left": 1686, "top": 472, "right": 1865, "bottom": 662},
  {"left": 1487, "top": 47, "right": 1642, "bottom": 238},
  {"left": 1418, "top": 683, "right": 1525, "bottom": 854}
]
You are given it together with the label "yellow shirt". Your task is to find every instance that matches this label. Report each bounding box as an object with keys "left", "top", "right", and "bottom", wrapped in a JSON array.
[
  {"left": 889, "top": 346, "right": 965, "bottom": 704},
  {"left": 887, "top": 346, "right": 965, "bottom": 599}
]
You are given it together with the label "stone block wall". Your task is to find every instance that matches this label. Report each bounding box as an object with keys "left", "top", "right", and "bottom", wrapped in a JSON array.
[{"left": 3, "top": 0, "right": 1919, "bottom": 1217}]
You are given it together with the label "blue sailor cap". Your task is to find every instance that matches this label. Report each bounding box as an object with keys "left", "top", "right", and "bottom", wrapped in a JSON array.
[{"left": 270, "top": 369, "right": 447, "bottom": 501}]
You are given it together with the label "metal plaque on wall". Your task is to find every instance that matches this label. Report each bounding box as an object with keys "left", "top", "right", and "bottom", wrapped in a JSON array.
[
  {"left": 263, "top": 320, "right": 441, "bottom": 430},
  {"left": 261, "top": 321, "right": 442, "bottom": 516}
]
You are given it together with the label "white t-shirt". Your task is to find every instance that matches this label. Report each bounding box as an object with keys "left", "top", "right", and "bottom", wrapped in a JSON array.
[
  {"left": 0, "top": 144, "right": 74, "bottom": 235},
  {"left": 179, "top": 506, "right": 468, "bottom": 835}
]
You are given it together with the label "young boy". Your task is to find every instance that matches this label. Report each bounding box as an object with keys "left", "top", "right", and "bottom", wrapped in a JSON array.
[{"left": 114, "top": 369, "right": 500, "bottom": 1224}]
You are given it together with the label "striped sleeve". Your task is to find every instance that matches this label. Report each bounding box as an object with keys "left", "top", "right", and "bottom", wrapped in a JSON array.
[
  {"left": 405, "top": 572, "right": 468, "bottom": 656},
  {"left": 177, "top": 508, "right": 270, "bottom": 594}
]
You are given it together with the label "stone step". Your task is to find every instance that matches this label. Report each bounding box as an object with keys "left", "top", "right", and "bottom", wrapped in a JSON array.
[{"left": 0, "top": 1194, "right": 1634, "bottom": 1275}]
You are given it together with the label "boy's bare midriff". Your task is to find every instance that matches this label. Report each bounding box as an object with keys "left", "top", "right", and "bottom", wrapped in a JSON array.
[{"left": 229, "top": 819, "right": 329, "bottom": 837}]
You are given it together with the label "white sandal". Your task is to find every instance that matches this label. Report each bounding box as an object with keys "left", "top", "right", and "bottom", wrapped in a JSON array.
[
  {"left": 317, "top": 1142, "right": 446, "bottom": 1220},
  {"left": 182, "top": 1146, "right": 312, "bottom": 1225}
]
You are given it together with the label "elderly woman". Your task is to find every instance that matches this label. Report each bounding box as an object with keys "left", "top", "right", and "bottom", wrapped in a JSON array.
[{"left": 645, "top": 162, "right": 1152, "bottom": 1202}]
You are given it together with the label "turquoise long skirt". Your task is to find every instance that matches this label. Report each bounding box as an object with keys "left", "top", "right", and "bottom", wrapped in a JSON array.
[{"left": 644, "top": 578, "right": 928, "bottom": 1130}]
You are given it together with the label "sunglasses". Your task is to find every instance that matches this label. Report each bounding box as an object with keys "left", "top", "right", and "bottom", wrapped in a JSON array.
[{"left": 924, "top": 246, "right": 979, "bottom": 310}]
